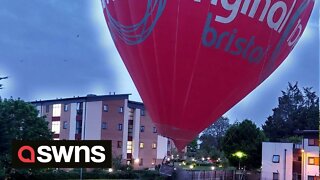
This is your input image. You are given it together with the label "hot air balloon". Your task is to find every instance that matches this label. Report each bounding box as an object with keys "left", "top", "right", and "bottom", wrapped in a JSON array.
[{"left": 101, "top": 0, "right": 315, "bottom": 150}]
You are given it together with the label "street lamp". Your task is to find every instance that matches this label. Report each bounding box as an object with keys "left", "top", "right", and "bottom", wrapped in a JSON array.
[{"left": 232, "top": 151, "right": 247, "bottom": 170}]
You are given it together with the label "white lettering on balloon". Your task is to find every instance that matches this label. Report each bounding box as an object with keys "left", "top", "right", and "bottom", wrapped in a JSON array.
[{"left": 195, "top": 0, "right": 296, "bottom": 34}]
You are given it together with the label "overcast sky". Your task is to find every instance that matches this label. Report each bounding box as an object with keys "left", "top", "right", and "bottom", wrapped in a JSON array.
[{"left": 0, "top": 0, "right": 319, "bottom": 126}]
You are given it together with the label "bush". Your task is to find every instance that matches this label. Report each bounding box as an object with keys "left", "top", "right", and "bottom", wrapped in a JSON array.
[{"left": 6, "top": 169, "right": 139, "bottom": 179}]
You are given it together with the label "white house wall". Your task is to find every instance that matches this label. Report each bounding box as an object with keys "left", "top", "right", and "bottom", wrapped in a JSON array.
[
  {"left": 84, "top": 101, "right": 102, "bottom": 140},
  {"left": 261, "top": 142, "right": 293, "bottom": 180}
]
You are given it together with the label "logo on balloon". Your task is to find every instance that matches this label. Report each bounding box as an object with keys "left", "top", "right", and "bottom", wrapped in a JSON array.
[
  {"left": 201, "top": 0, "right": 310, "bottom": 66},
  {"left": 102, "top": 0, "right": 167, "bottom": 45}
]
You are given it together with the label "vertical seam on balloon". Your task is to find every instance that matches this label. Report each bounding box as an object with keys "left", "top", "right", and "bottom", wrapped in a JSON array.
[
  {"left": 172, "top": 0, "right": 181, "bottom": 129},
  {"left": 126, "top": 0, "right": 157, "bottom": 123},
  {"left": 181, "top": 2, "right": 212, "bottom": 122},
  {"left": 149, "top": 4, "right": 168, "bottom": 137},
  {"left": 257, "top": 24, "right": 275, "bottom": 84}
]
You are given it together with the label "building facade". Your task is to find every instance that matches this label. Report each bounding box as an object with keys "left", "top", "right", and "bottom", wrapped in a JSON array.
[
  {"left": 32, "top": 94, "right": 173, "bottom": 169},
  {"left": 261, "top": 130, "right": 319, "bottom": 180}
]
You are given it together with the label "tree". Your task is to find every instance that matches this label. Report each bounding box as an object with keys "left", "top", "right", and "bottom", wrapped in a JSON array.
[
  {"left": 0, "top": 76, "right": 8, "bottom": 90},
  {"left": 200, "top": 117, "right": 230, "bottom": 151},
  {"left": 222, "top": 120, "right": 266, "bottom": 169},
  {"left": 186, "top": 138, "right": 199, "bottom": 158},
  {"left": 262, "top": 82, "right": 319, "bottom": 141},
  {"left": 0, "top": 98, "right": 52, "bottom": 175}
]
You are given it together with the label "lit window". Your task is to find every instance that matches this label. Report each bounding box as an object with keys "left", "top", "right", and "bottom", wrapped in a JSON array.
[
  {"left": 127, "top": 141, "right": 132, "bottom": 153},
  {"left": 152, "top": 143, "right": 157, "bottom": 149},
  {"left": 152, "top": 158, "right": 156, "bottom": 165},
  {"left": 140, "top": 126, "right": 145, "bottom": 132},
  {"left": 119, "top": 107, "right": 124, "bottom": 113},
  {"left": 272, "top": 155, "right": 280, "bottom": 163},
  {"left": 52, "top": 121, "right": 60, "bottom": 134},
  {"left": 308, "top": 157, "right": 315, "bottom": 165},
  {"left": 118, "top": 124, "right": 123, "bottom": 131},
  {"left": 308, "top": 139, "right": 319, "bottom": 146},
  {"left": 102, "top": 122, "right": 107, "bottom": 129},
  {"left": 153, "top": 127, "right": 157, "bottom": 133},
  {"left": 140, "top": 109, "right": 145, "bottom": 116},
  {"left": 64, "top": 104, "right": 68, "bottom": 112},
  {"left": 103, "top": 105, "right": 108, "bottom": 112},
  {"left": 52, "top": 104, "right": 61, "bottom": 117},
  {"left": 139, "top": 142, "right": 144, "bottom": 149},
  {"left": 273, "top": 172, "right": 279, "bottom": 180},
  {"left": 117, "top": 141, "right": 122, "bottom": 148},
  {"left": 53, "top": 138, "right": 59, "bottom": 141},
  {"left": 63, "top": 121, "right": 67, "bottom": 129}
]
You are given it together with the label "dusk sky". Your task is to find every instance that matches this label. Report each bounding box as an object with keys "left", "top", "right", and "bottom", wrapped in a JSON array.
[{"left": 0, "top": 0, "right": 319, "bottom": 126}]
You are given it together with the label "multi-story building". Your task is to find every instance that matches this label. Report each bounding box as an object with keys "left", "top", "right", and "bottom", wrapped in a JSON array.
[
  {"left": 261, "top": 130, "right": 319, "bottom": 180},
  {"left": 31, "top": 94, "right": 174, "bottom": 169}
]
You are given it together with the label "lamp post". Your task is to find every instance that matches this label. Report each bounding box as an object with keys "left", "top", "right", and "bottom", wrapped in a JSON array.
[{"left": 232, "top": 151, "right": 247, "bottom": 180}]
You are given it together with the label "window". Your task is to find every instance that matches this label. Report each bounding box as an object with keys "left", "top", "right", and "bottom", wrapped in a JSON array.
[
  {"left": 52, "top": 121, "right": 60, "bottom": 134},
  {"left": 76, "top": 121, "right": 82, "bottom": 134},
  {"left": 139, "top": 158, "right": 143, "bottom": 166},
  {"left": 127, "top": 141, "right": 132, "bottom": 153},
  {"left": 52, "top": 104, "right": 61, "bottom": 117},
  {"left": 140, "top": 109, "right": 145, "bottom": 116},
  {"left": 118, "top": 124, "right": 123, "bottom": 131},
  {"left": 119, "top": 107, "right": 124, "bottom": 113},
  {"left": 140, "top": 126, "right": 145, "bottom": 132},
  {"left": 117, "top": 141, "right": 122, "bottom": 148},
  {"left": 273, "top": 172, "right": 279, "bottom": 180},
  {"left": 308, "top": 138, "right": 319, "bottom": 146},
  {"left": 63, "top": 121, "right": 68, "bottom": 129},
  {"left": 272, "top": 155, "right": 280, "bottom": 163},
  {"left": 152, "top": 143, "right": 157, "bottom": 149},
  {"left": 308, "top": 176, "right": 317, "bottom": 180},
  {"left": 76, "top": 102, "right": 83, "bottom": 111},
  {"left": 64, "top": 104, "right": 68, "bottom": 112},
  {"left": 308, "top": 157, "right": 315, "bottom": 165},
  {"left": 153, "top": 127, "right": 157, "bottom": 133},
  {"left": 46, "top": 105, "right": 50, "bottom": 113},
  {"left": 139, "top": 142, "right": 144, "bottom": 149},
  {"left": 101, "top": 122, "right": 107, "bottom": 129},
  {"left": 103, "top": 105, "right": 108, "bottom": 112}
]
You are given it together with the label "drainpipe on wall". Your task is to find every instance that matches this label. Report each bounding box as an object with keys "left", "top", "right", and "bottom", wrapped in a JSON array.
[{"left": 284, "top": 149, "right": 287, "bottom": 180}]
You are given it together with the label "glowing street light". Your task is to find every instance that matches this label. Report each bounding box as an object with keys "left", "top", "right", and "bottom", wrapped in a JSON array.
[
  {"left": 134, "top": 158, "right": 140, "bottom": 164},
  {"left": 232, "top": 151, "right": 247, "bottom": 170},
  {"left": 211, "top": 166, "right": 215, "bottom": 170},
  {"left": 189, "top": 165, "right": 194, "bottom": 169},
  {"left": 108, "top": 168, "right": 113, "bottom": 173}
]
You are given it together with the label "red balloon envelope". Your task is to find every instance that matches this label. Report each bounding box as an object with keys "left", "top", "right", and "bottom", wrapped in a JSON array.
[{"left": 101, "top": 0, "right": 314, "bottom": 150}]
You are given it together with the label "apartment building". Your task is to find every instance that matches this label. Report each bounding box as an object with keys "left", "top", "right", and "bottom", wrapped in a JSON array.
[
  {"left": 261, "top": 130, "right": 319, "bottom": 180},
  {"left": 31, "top": 94, "right": 173, "bottom": 169}
]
